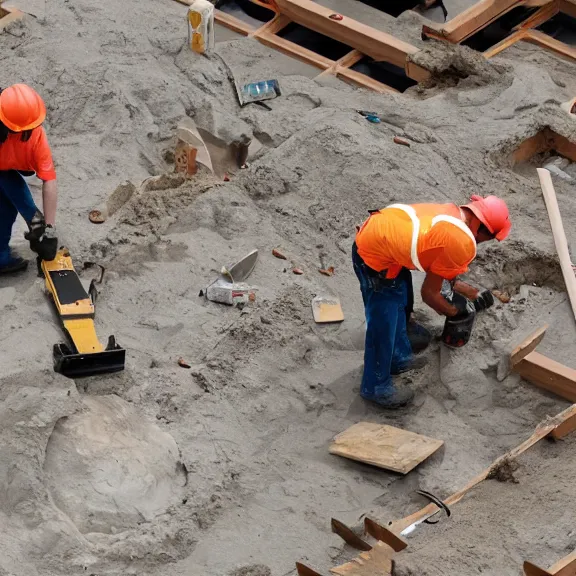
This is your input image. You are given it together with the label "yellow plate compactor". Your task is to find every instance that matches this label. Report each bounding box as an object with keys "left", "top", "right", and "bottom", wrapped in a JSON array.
[{"left": 41, "top": 248, "right": 125, "bottom": 378}]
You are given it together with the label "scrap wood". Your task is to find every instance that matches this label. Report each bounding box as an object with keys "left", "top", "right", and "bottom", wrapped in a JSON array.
[
  {"left": 537, "top": 168, "right": 576, "bottom": 324},
  {"left": 393, "top": 136, "right": 410, "bottom": 147},
  {"left": 331, "top": 518, "right": 371, "bottom": 551},
  {"left": 329, "top": 422, "right": 443, "bottom": 475},
  {"left": 525, "top": 550, "right": 576, "bottom": 576},
  {"left": 510, "top": 325, "right": 548, "bottom": 367},
  {"left": 364, "top": 517, "right": 407, "bottom": 552},
  {"left": 390, "top": 402, "right": 576, "bottom": 535},
  {"left": 296, "top": 562, "right": 325, "bottom": 576},
  {"left": 330, "top": 541, "right": 395, "bottom": 575}
]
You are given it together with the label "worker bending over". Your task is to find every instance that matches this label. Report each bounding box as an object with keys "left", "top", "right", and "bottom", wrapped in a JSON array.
[
  {"left": 353, "top": 196, "right": 511, "bottom": 409},
  {"left": 0, "top": 83, "right": 58, "bottom": 274}
]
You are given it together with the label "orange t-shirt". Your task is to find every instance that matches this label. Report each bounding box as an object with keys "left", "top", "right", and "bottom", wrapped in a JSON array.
[
  {"left": 0, "top": 127, "right": 56, "bottom": 181},
  {"left": 356, "top": 203, "right": 476, "bottom": 280}
]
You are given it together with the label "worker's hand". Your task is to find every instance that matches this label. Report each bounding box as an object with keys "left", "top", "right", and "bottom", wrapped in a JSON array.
[
  {"left": 473, "top": 290, "right": 494, "bottom": 312},
  {"left": 30, "top": 225, "right": 58, "bottom": 261}
]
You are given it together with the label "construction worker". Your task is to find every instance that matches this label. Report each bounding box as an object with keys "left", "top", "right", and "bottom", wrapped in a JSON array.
[
  {"left": 353, "top": 196, "right": 511, "bottom": 409},
  {"left": 0, "top": 83, "right": 58, "bottom": 274}
]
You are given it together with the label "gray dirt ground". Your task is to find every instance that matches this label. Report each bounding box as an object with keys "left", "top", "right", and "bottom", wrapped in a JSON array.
[
  {"left": 395, "top": 435, "right": 576, "bottom": 576},
  {"left": 1, "top": 1, "right": 576, "bottom": 575}
]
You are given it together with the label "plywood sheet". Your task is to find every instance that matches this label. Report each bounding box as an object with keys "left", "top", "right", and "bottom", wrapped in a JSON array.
[
  {"left": 329, "top": 422, "right": 443, "bottom": 474},
  {"left": 312, "top": 296, "right": 344, "bottom": 323}
]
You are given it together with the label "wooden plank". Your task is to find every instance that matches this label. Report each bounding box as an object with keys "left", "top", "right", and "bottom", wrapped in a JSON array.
[
  {"left": 214, "top": 9, "right": 256, "bottom": 35},
  {"left": 427, "top": 0, "right": 525, "bottom": 43},
  {"left": 552, "top": 551, "right": 576, "bottom": 575},
  {"left": 296, "top": 562, "right": 325, "bottom": 576},
  {"left": 510, "top": 325, "right": 548, "bottom": 366},
  {"left": 525, "top": 561, "right": 553, "bottom": 576},
  {"left": 515, "top": 351, "right": 576, "bottom": 402},
  {"left": 405, "top": 59, "right": 431, "bottom": 83},
  {"left": 484, "top": 30, "right": 527, "bottom": 58},
  {"left": 335, "top": 67, "right": 398, "bottom": 94},
  {"left": 552, "top": 131, "right": 576, "bottom": 162},
  {"left": 537, "top": 167, "right": 576, "bottom": 323},
  {"left": 550, "top": 410, "right": 576, "bottom": 439},
  {"left": 330, "top": 541, "right": 394, "bottom": 575},
  {"left": 0, "top": 6, "right": 24, "bottom": 30},
  {"left": 559, "top": 0, "right": 576, "bottom": 19},
  {"left": 515, "top": 1, "right": 559, "bottom": 29},
  {"left": 255, "top": 30, "right": 333, "bottom": 69},
  {"left": 364, "top": 517, "right": 407, "bottom": 552},
  {"left": 274, "top": 0, "right": 423, "bottom": 70},
  {"left": 250, "top": 13, "right": 290, "bottom": 36},
  {"left": 331, "top": 518, "right": 372, "bottom": 551},
  {"left": 390, "top": 402, "right": 576, "bottom": 534},
  {"left": 316, "top": 49, "right": 363, "bottom": 79},
  {"left": 523, "top": 29, "right": 576, "bottom": 62},
  {"left": 329, "top": 422, "right": 443, "bottom": 474}
]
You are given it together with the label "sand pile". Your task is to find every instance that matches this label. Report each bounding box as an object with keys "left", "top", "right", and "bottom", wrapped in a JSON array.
[{"left": 1, "top": 0, "right": 576, "bottom": 574}]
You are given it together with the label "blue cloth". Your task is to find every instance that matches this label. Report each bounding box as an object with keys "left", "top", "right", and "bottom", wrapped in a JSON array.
[
  {"left": 352, "top": 243, "right": 413, "bottom": 399},
  {"left": 0, "top": 170, "right": 38, "bottom": 266}
]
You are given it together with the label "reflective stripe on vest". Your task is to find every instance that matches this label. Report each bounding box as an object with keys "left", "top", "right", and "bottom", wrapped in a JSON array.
[{"left": 385, "top": 205, "right": 477, "bottom": 272}]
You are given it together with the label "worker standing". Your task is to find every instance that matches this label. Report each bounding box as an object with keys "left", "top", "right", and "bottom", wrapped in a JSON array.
[
  {"left": 353, "top": 197, "right": 511, "bottom": 408},
  {"left": 0, "top": 83, "right": 58, "bottom": 274}
]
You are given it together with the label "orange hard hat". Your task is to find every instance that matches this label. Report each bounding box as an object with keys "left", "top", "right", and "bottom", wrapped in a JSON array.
[
  {"left": 463, "top": 195, "right": 511, "bottom": 241},
  {"left": 0, "top": 84, "right": 46, "bottom": 132}
]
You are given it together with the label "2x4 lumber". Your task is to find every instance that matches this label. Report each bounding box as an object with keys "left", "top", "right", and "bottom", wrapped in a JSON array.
[
  {"left": 552, "top": 131, "right": 576, "bottom": 162},
  {"left": 551, "top": 551, "right": 576, "bottom": 575},
  {"left": 510, "top": 325, "right": 548, "bottom": 366},
  {"left": 255, "top": 30, "right": 333, "bottom": 69},
  {"left": 274, "top": 0, "right": 424, "bottom": 73},
  {"left": 537, "top": 168, "right": 576, "bottom": 323},
  {"left": 515, "top": 1, "right": 559, "bottom": 30},
  {"left": 484, "top": 30, "right": 527, "bottom": 58},
  {"left": 559, "top": 0, "right": 576, "bottom": 19},
  {"left": 523, "top": 29, "right": 576, "bottom": 62},
  {"left": 515, "top": 351, "right": 576, "bottom": 402},
  {"left": 316, "top": 49, "right": 362, "bottom": 78},
  {"left": 426, "top": 0, "right": 525, "bottom": 43},
  {"left": 390, "top": 402, "right": 576, "bottom": 534},
  {"left": 335, "top": 67, "right": 398, "bottom": 93},
  {"left": 0, "top": 6, "right": 24, "bottom": 30},
  {"left": 251, "top": 13, "right": 290, "bottom": 36},
  {"left": 214, "top": 9, "right": 256, "bottom": 35}
]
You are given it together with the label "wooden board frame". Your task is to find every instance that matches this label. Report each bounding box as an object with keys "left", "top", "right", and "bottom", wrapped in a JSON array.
[
  {"left": 525, "top": 550, "right": 576, "bottom": 575},
  {"left": 175, "top": 0, "right": 430, "bottom": 93},
  {"left": 422, "top": 0, "right": 576, "bottom": 66},
  {"left": 0, "top": 4, "right": 24, "bottom": 30}
]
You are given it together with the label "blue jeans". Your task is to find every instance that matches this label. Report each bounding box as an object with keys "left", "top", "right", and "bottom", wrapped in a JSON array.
[
  {"left": 352, "top": 243, "right": 412, "bottom": 398},
  {"left": 0, "top": 170, "right": 39, "bottom": 266}
]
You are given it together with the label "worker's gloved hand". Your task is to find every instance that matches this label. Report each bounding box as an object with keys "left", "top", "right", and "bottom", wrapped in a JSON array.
[
  {"left": 473, "top": 290, "right": 495, "bottom": 312},
  {"left": 450, "top": 292, "right": 475, "bottom": 319},
  {"left": 29, "top": 225, "right": 58, "bottom": 261},
  {"left": 24, "top": 209, "right": 46, "bottom": 242}
]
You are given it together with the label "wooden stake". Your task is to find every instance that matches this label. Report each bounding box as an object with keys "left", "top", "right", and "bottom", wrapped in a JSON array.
[{"left": 537, "top": 168, "right": 576, "bottom": 324}]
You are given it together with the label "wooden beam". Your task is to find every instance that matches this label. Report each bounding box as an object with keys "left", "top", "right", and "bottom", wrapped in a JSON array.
[
  {"left": 214, "top": 9, "right": 256, "bottom": 35},
  {"left": 0, "top": 6, "right": 24, "bottom": 30},
  {"left": 316, "top": 49, "right": 363, "bottom": 78},
  {"left": 335, "top": 67, "right": 398, "bottom": 93},
  {"left": 523, "top": 29, "right": 576, "bottom": 62},
  {"left": 511, "top": 128, "right": 550, "bottom": 165},
  {"left": 559, "top": 0, "right": 576, "bottom": 19},
  {"left": 424, "top": 0, "right": 527, "bottom": 43},
  {"left": 390, "top": 402, "right": 576, "bottom": 534},
  {"left": 525, "top": 561, "right": 553, "bottom": 576},
  {"left": 515, "top": 351, "right": 576, "bottom": 401},
  {"left": 255, "top": 30, "right": 333, "bottom": 69},
  {"left": 484, "top": 30, "right": 527, "bottom": 58},
  {"left": 551, "top": 131, "right": 576, "bottom": 162},
  {"left": 515, "top": 1, "right": 559, "bottom": 29},
  {"left": 537, "top": 168, "right": 576, "bottom": 323},
  {"left": 510, "top": 325, "right": 548, "bottom": 366},
  {"left": 551, "top": 551, "right": 576, "bottom": 575},
  {"left": 250, "top": 13, "right": 290, "bottom": 36},
  {"left": 274, "top": 0, "right": 426, "bottom": 73}
]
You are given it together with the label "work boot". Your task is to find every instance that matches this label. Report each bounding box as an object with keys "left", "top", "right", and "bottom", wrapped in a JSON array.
[
  {"left": 0, "top": 256, "right": 28, "bottom": 275},
  {"left": 408, "top": 321, "right": 432, "bottom": 354},
  {"left": 362, "top": 386, "right": 415, "bottom": 409},
  {"left": 391, "top": 356, "right": 428, "bottom": 375}
]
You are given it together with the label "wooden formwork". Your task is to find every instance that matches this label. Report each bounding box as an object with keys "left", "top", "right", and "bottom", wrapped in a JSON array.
[
  {"left": 175, "top": 0, "right": 430, "bottom": 93},
  {"left": 0, "top": 4, "right": 24, "bottom": 30},
  {"left": 422, "top": 0, "right": 576, "bottom": 64}
]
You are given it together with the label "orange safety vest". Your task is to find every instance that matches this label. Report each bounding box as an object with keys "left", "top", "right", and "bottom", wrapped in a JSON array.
[{"left": 356, "top": 203, "right": 477, "bottom": 280}]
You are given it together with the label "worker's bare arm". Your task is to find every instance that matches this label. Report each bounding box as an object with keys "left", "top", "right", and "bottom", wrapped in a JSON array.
[
  {"left": 421, "top": 272, "right": 459, "bottom": 316},
  {"left": 453, "top": 279, "right": 479, "bottom": 300},
  {"left": 42, "top": 179, "right": 57, "bottom": 226}
]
